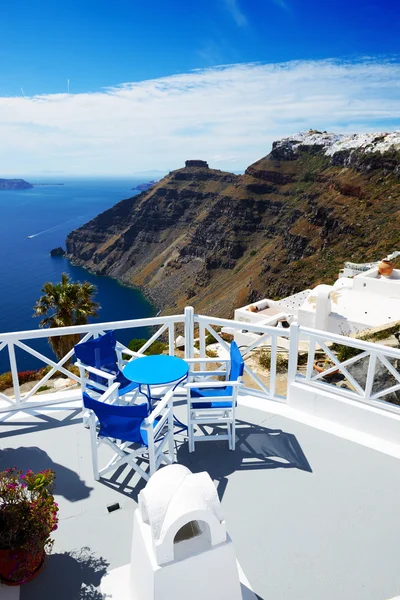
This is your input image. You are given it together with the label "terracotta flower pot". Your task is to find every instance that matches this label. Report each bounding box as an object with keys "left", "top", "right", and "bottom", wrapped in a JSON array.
[
  {"left": 248, "top": 305, "right": 258, "bottom": 313},
  {"left": 0, "top": 546, "right": 45, "bottom": 585},
  {"left": 313, "top": 361, "right": 339, "bottom": 378},
  {"left": 378, "top": 260, "right": 394, "bottom": 277}
]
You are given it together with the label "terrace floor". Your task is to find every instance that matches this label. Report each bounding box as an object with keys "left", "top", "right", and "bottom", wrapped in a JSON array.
[{"left": 1, "top": 395, "right": 400, "bottom": 600}]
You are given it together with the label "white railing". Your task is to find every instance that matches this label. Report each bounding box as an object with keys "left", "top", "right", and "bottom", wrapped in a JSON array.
[
  {"left": 293, "top": 324, "right": 400, "bottom": 414},
  {"left": 195, "top": 313, "right": 290, "bottom": 400},
  {"left": 1, "top": 306, "right": 399, "bottom": 419},
  {"left": 0, "top": 313, "right": 185, "bottom": 414}
]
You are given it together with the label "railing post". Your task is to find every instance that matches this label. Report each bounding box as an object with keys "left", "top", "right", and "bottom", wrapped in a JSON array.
[
  {"left": 184, "top": 306, "right": 194, "bottom": 360},
  {"left": 364, "top": 352, "right": 377, "bottom": 399},
  {"left": 168, "top": 323, "right": 175, "bottom": 356},
  {"left": 199, "top": 321, "right": 206, "bottom": 370},
  {"left": 8, "top": 342, "right": 21, "bottom": 406},
  {"left": 306, "top": 337, "right": 316, "bottom": 380},
  {"left": 287, "top": 323, "right": 299, "bottom": 389},
  {"left": 269, "top": 334, "right": 277, "bottom": 399}
]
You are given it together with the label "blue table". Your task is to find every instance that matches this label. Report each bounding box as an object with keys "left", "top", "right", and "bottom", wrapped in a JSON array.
[
  {"left": 123, "top": 355, "right": 189, "bottom": 389},
  {"left": 123, "top": 355, "right": 189, "bottom": 431}
]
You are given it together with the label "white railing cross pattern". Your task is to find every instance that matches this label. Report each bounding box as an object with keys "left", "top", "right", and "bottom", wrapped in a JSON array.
[{"left": 0, "top": 308, "right": 399, "bottom": 418}]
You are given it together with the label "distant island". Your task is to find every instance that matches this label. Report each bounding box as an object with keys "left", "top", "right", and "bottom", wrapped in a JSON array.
[
  {"left": 32, "top": 183, "right": 64, "bottom": 186},
  {"left": 0, "top": 178, "right": 33, "bottom": 190},
  {"left": 132, "top": 180, "right": 158, "bottom": 192}
]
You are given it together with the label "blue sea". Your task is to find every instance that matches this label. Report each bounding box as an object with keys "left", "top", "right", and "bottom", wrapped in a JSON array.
[{"left": 0, "top": 177, "right": 157, "bottom": 373}]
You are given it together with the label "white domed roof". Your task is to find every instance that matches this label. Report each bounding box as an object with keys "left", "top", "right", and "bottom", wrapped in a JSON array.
[{"left": 139, "top": 464, "right": 224, "bottom": 546}]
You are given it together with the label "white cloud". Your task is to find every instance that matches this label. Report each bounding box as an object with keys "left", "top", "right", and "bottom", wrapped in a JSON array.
[
  {"left": 0, "top": 58, "right": 399, "bottom": 176},
  {"left": 223, "top": 0, "right": 248, "bottom": 26}
]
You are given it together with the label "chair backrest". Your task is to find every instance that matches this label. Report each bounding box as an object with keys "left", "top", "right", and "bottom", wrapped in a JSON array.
[
  {"left": 229, "top": 341, "right": 244, "bottom": 381},
  {"left": 75, "top": 331, "right": 119, "bottom": 377},
  {"left": 83, "top": 392, "right": 149, "bottom": 443}
]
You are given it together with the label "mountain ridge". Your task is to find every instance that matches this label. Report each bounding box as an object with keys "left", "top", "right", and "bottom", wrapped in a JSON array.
[{"left": 66, "top": 131, "right": 400, "bottom": 317}]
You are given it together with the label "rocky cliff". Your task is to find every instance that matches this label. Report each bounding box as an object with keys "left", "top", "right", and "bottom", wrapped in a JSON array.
[{"left": 66, "top": 131, "right": 400, "bottom": 316}]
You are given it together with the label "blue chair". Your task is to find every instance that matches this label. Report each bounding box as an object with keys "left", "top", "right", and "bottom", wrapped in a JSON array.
[
  {"left": 74, "top": 331, "right": 140, "bottom": 401},
  {"left": 83, "top": 383, "right": 175, "bottom": 482},
  {"left": 185, "top": 341, "right": 244, "bottom": 452}
]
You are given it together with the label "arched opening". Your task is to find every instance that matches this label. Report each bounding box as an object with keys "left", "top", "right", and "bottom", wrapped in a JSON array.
[
  {"left": 173, "top": 520, "right": 212, "bottom": 561},
  {"left": 174, "top": 520, "right": 201, "bottom": 544}
]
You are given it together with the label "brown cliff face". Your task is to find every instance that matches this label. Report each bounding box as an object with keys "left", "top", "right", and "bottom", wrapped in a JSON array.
[{"left": 66, "top": 134, "right": 400, "bottom": 317}]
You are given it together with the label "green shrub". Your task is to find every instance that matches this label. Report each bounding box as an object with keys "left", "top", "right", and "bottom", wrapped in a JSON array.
[
  {"left": 127, "top": 338, "right": 168, "bottom": 356},
  {"left": 38, "top": 385, "right": 51, "bottom": 392},
  {"left": 0, "top": 372, "right": 13, "bottom": 392},
  {"left": 206, "top": 349, "right": 218, "bottom": 358},
  {"left": 205, "top": 333, "right": 217, "bottom": 346},
  {"left": 67, "top": 364, "right": 80, "bottom": 378},
  {"left": 204, "top": 331, "right": 232, "bottom": 346},
  {"left": 0, "top": 369, "right": 40, "bottom": 391},
  {"left": 302, "top": 171, "right": 316, "bottom": 182},
  {"left": 257, "top": 350, "right": 288, "bottom": 373},
  {"left": 331, "top": 344, "right": 362, "bottom": 362},
  {"left": 249, "top": 250, "right": 257, "bottom": 256}
]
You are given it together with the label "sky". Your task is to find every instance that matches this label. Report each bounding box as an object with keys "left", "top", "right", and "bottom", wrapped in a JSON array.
[{"left": 0, "top": 0, "right": 399, "bottom": 175}]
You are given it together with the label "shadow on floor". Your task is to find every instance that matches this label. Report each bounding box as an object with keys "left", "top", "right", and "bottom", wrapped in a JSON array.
[
  {"left": 20, "top": 547, "right": 109, "bottom": 600},
  {"left": 99, "top": 461, "right": 148, "bottom": 502},
  {"left": 0, "top": 446, "right": 93, "bottom": 501},
  {"left": 177, "top": 419, "right": 312, "bottom": 500},
  {"left": 0, "top": 408, "right": 82, "bottom": 439},
  {"left": 99, "top": 419, "right": 312, "bottom": 501}
]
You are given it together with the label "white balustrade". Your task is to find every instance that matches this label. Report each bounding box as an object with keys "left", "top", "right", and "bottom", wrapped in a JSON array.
[
  {"left": 295, "top": 326, "right": 400, "bottom": 414},
  {"left": 195, "top": 314, "right": 290, "bottom": 400},
  {"left": 1, "top": 308, "right": 399, "bottom": 419},
  {"left": 0, "top": 314, "right": 185, "bottom": 414}
]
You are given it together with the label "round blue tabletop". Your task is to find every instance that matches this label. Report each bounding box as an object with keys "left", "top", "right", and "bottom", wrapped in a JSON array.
[{"left": 123, "top": 355, "right": 189, "bottom": 386}]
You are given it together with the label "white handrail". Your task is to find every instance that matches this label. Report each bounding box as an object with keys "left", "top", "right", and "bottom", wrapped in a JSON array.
[
  {"left": 299, "top": 325, "right": 400, "bottom": 359},
  {"left": 196, "top": 314, "right": 291, "bottom": 337},
  {"left": 0, "top": 314, "right": 185, "bottom": 342},
  {"left": 0, "top": 307, "right": 399, "bottom": 420}
]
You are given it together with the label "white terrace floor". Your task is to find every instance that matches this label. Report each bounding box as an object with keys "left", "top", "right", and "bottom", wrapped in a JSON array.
[{"left": 1, "top": 394, "right": 400, "bottom": 600}]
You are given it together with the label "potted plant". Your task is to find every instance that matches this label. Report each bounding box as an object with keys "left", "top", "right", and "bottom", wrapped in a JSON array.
[
  {"left": 313, "top": 358, "right": 339, "bottom": 379},
  {"left": 0, "top": 467, "right": 59, "bottom": 585}
]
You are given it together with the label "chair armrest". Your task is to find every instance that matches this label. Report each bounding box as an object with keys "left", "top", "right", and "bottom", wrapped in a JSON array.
[
  {"left": 146, "top": 390, "right": 174, "bottom": 424},
  {"left": 97, "top": 382, "right": 120, "bottom": 403},
  {"left": 185, "top": 357, "right": 230, "bottom": 364},
  {"left": 81, "top": 364, "right": 116, "bottom": 381},
  {"left": 185, "top": 380, "right": 243, "bottom": 389},
  {"left": 116, "top": 346, "right": 142, "bottom": 358}
]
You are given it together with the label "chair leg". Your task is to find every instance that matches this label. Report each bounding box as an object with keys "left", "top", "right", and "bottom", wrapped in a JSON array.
[
  {"left": 90, "top": 422, "right": 100, "bottom": 481},
  {"left": 231, "top": 420, "right": 236, "bottom": 451},
  {"left": 189, "top": 424, "right": 195, "bottom": 453},
  {"left": 168, "top": 409, "right": 175, "bottom": 463}
]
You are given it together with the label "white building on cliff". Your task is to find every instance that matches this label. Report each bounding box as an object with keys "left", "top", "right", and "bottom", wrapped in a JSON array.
[{"left": 234, "top": 259, "right": 400, "bottom": 347}]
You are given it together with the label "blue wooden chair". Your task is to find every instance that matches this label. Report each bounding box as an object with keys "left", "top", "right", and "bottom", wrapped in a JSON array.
[
  {"left": 74, "top": 330, "right": 140, "bottom": 401},
  {"left": 185, "top": 341, "right": 244, "bottom": 452},
  {"left": 83, "top": 383, "right": 175, "bottom": 482}
]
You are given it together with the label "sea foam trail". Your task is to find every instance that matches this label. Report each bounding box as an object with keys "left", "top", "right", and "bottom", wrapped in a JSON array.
[{"left": 27, "top": 214, "right": 88, "bottom": 238}]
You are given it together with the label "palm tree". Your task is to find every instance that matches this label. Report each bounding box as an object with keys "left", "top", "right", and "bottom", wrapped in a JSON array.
[{"left": 33, "top": 273, "right": 100, "bottom": 361}]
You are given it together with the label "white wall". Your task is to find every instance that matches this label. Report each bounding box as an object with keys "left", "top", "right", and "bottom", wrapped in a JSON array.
[{"left": 288, "top": 381, "right": 400, "bottom": 446}]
